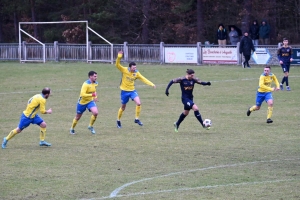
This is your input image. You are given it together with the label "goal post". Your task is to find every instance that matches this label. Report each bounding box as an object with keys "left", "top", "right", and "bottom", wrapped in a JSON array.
[{"left": 19, "top": 21, "right": 113, "bottom": 63}]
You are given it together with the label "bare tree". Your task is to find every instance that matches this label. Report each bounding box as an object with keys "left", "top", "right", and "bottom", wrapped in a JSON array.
[{"left": 196, "top": 0, "right": 205, "bottom": 42}]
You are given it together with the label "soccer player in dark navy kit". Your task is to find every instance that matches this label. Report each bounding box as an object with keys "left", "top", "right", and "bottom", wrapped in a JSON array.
[
  {"left": 165, "top": 69, "right": 211, "bottom": 132},
  {"left": 277, "top": 38, "right": 293, "bottom": 91}
]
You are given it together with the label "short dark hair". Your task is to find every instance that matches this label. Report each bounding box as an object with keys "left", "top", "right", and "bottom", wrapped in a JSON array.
[
  {"left": 88, "top": 71, "right": 97, "bottom": 77},
  {"left": 283, "top": 38, "right": 288, "bottom": 41},
  {"left": 265, "top": 65, "right": 271, "bottom": 69},
  {"left": 42, "top": 87, "right": 51, "bottom": 95},
  {"left": 186, "top": 69, "right": 195, "bottom": 74},
  {"left": 129, "top": 62, "right": 136, "bottom": 68}
]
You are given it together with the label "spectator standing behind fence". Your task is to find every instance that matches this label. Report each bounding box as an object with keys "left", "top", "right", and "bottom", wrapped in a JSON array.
[
  {"left": 239, "top": 31, "right": 255, "bottom": 68},
  {"left": 259, "top": 20, "right": 270, "bottom": 45},
  {"left": 229, "top": 27, "right": 239, "bottom": 45},
  {"left": 217, "top": 23, "right": 227, "bottom": 47},
  {"left": 249, "top": 20, "right": 259, "bottom": 46}
]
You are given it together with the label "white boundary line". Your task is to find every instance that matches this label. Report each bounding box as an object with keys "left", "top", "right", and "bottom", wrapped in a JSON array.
[
  {"left": 80, "top": 158, "right": 299, "bottom": 200},
  {"left": 1, "top": 76, "right": 299, "bottom": 95}
]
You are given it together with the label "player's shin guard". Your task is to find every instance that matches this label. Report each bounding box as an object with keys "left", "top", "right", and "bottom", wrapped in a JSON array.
[
  {"left": 40, "top": 127, "right": 46, "bottom": 141},
  {"left": 89, "top": 115, "right": 97, "bottom": 127},
  {"left": 135, "top": 105, "right": 141, "bottom": 119},
  {"left": 194, "top": 110, "right": 204, "bottom": 126},
  {"left": 117, "top": 107, "right": 124, "bottom": 120},
  {"left": 177, "top": 113, "right": 186, "bottom": 127},
  {"left": 71, "top": 118, "right": 78, "bottom": 129},
  {"left": 6, "top": 129, "right": 18, "bottom": 141},
  {"left": 286, "top": 76, "right": 289, "bottom": 86},
  {"left": 281, "top": 76, "right": 286, "bottom": 84},
  {"left": 267, "top": 107, "right": 273, "bottom": 119}
]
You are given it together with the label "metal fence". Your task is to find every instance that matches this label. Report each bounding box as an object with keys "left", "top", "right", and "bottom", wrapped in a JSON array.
[{"left": 0, "top": 42, "right": 298, "bottom": 65}]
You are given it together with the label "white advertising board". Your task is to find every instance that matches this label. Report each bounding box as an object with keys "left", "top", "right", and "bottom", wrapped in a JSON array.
[
  {"left": 252, "top": 48, "right": 271, "bottom": 64},
  {"left": 202, "top": 48, "right": 237, "bottom": 64},
  {"left": 165, "top": 47, "right": 197, "bottom": 63}
]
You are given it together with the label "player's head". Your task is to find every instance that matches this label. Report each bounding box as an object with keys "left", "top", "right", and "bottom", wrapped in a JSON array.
[
  {"left": 282, "top": 38, "right": 289, "bottom": 45},
  {"left": 42, "top": 87, "right": 51, "bottom": 99},
  {"left": 129, "top": 62, "right": 137, "bottom": 72},
  {"left": 186, "top": 69, "right": 195, "bottom": 79},
  {"left": 88, "top": 71, "right": 97, "bottom": 82},
  {"left": 264, "top": 65, "right": 271, "bottom": 75},
  {"left": 243, "top": 31, "right": 248, "bottom": 36}
]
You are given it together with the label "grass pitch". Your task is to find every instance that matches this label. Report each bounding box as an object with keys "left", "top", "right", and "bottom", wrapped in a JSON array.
[{"left": 0, "top": 62, "right": 299, "bottom": 200}]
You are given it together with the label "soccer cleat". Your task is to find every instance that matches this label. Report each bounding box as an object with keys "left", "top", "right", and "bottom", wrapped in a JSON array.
[
  {"left": 117, "top": 120, "right": 122, "bottom": 128},
  {"left": 286, "top": 86, "right": 291, "bottom": 91},
  {"left": 266, "top": 118, "right": 273, "bottom": 123},
  {"left": 134, "top": 119, "right": 143, "bottom": 126},
  {"left": 247, "top": 107, "right": 251, "bottom": 116},
  {"left": 247, "top": 65, "right": 251, "bottom": 68},
  {"left": 39, "top": 140, "right": 51, "bottom": 147},
  {"left": 174, "top": 122, "right": 179, "bottom": 132},
  {"left": 280, "top": 84, "right": 283, "bottom": 91},
  {"left": 203, "top": 126, "right": 210, "bottom": 130},
  {"left": 88, "top": 126, "right": 96, "bottom": 134},
  {"left": 70, "top": 129, "right": 75, "bottom": 135},
  {"left": 2, "top": 137, "right": 8, "bottom": 149}
]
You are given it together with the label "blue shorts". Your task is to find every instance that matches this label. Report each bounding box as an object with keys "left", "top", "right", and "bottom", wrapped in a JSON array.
[
  {"left": 120, "top": 90, "right": 138, "bottom": 104},
  {"left": 281, "top": 63, "right": 290, "bottom": 73},
  {"left": 18, "top": 113, "right": 43, "bottom": 130},
  {"left": 76, "top": 101, "right": 97, "bottom": 114},
  {"left": 256, "top": 92, "right": 273, "bottom": 106},
  {"left": 182, "top": 98, "right": 194, "bottom": 110}
]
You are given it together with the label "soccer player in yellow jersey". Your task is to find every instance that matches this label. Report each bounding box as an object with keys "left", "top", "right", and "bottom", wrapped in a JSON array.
[
  {"left": 2, "top": 88, "right": 52, "bottom": 149},
  {"left": 247, "top": 66, "right": 280, "bottom": 123},
  {"left": 115, "top": 51, "right": 156, "bottom": 128},
  {"left": 70, "top": 71, "right": 98, "bottom": 134}
]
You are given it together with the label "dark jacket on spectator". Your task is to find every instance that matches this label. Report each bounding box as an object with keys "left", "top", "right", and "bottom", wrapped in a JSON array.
[
  {"left": 259, "top": 20, "right": 270, "bottom": 39},
  {"left": 249, "top": 20, "right": 259, "bottom": 40},
  {"left": 239, "top": 34, "right": 255, "bottom": 55},
  {"left": 216, "top": 24, "right": 227, "bottom": 40}
]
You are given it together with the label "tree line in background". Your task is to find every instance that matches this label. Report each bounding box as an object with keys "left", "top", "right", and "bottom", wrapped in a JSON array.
[{"left": 0, "top": 0, "right": 299, "bottom": 44}]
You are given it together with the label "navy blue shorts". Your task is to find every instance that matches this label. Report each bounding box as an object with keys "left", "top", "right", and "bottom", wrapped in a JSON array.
[{"left": 181, "top": 98, "right": 194, "bottom": 110}]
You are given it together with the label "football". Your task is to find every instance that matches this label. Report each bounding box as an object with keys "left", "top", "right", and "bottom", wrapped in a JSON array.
[{"left": 203, "top": 119, "right": 212, "bottom": 127}]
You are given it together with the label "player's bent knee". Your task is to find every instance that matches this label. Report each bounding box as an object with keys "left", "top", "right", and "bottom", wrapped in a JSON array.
[{"left": 40, "top": 122, "right": 47, "bottom": 128}]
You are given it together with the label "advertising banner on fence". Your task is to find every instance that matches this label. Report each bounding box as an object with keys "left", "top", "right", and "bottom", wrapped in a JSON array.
[
  {"left": 165, "top": 47, "right": 197, "bottom": 63},
  {"left": 291, "top": 48, "right": 300, "bottom": 64},
  {"left": 251, "top": 48, "right": 271, "bottom": 64},
  {"left": 202, "top": 48, "right": 237, "bottom": 64}
]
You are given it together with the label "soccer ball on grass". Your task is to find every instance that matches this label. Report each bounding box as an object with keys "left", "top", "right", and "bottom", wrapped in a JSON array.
[{"left": 203, "top": 119, "right": 212, "bottom": 128}]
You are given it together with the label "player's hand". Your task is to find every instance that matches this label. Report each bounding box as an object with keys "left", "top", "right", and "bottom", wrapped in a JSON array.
[
  {"left": 47, "top": 108, "right": 52, "bottom": 114},
  {"left": 207, "top": 82, "right": 211, "bottom": 86},
  {"left": 290, "top": 58, "right": 293, "bottom": 62},
  {"left": 94, "top": 97, "right": 98, "bottom": 102},
  {"left": 153, "top": 85, "right": 156, "bottom": 89},
  {"left": 118, "top": 51, "right": 123, "bottom": 56},
  {"left": 279, "top": 60, "right": 283, "bottom": 64},
  {"left": 275, "top": 87, "right": 280, "bottom": 91},
  {"left": 165, "top": 91, "right": 169, "bottom": 96},
  {"left": 92, "top": 92, "right": 97, "bottom": 97}
]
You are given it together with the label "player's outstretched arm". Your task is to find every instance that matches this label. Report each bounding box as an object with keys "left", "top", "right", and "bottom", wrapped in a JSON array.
[
  {"left": 200, "top": 81, "right": 211, "bottom": 86},
  {"left": 165, "top": 80, "right": 174, "bottom": 96}
]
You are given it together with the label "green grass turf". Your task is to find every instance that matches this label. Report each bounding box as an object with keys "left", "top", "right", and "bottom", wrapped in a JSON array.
[{"left": 0, "top": 62, "right": 299, "bottom": 200}]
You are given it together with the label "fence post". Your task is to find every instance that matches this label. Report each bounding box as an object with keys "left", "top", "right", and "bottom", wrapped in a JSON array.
[
  {"left": 123, "top": 42, "right": 128, "bottom": 62},
  {"left": 88, "top": 41, "right": 92, "bottom": 62},
  {"left": 237, "top": 42, "right": 241, "bottom": 65},
  {"left": 160, "top": 42, "right": 164, "bottom": 64},
  {"left": 197, "top": 42, "right": 202, "bottom": 65},
  {"left": 54, "top": 41, "right": 58, "bottom": 62},
  {"left": 22, "top": 41, "right": 26, "bottom": 61}
]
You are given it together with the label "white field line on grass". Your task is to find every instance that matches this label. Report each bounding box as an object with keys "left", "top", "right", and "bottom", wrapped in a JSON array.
[
  {"left": 80, "top": 158, "right": 300, "bottom": 200},
  {"left": 1, "top": 76, "right": 299, "bottom": 95}
]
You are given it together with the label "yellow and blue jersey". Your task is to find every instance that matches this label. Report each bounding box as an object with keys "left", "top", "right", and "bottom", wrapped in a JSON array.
[
  {"left": 116, "top": 54, "right": 154, "bottom": 91},
  {"left": 23, "top": 94, "right": 47, "bottom": 118},
  {"left": 78, "top": 80, "right": 98, "bottom": 105},
  {"left": 257, "top": 73, "right": 279, "bottom": 93}
]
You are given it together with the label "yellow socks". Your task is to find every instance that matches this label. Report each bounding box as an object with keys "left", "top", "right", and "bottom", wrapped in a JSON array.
[
  {"left": 117, "top": 107, "right": 124, "bottom": 120},
  {"left": 71, "top": 118, "right": 78, "bottom": 129},
  {"left": 89, "top": 115, "right": 97, "bottom": 127},
  {"left": 6, "top": 129, "right": 18, "bottom": 141},
  {"left": 250, "top": 105, "right": 257, "bottom": 112},
  {"left": 267, "top": 107, "right": 273, "bottom": 119},
  {"left": 40, "top": 127, "right": 46, "bottom": 141},
  {"left": 135, "top": 105, "right": 141, "bottom": 119}
]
